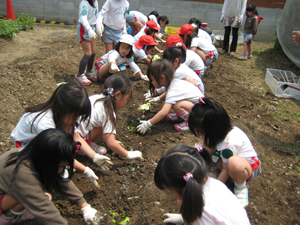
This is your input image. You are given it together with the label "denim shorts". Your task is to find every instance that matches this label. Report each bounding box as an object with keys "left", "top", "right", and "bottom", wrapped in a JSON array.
[
  {"left": 243, "top": 33, "right": 255, "bottom": 42},
  {"left": 205, "top": 48, "right": 218, "bottom": 66},
  {"left": 126, "top": 11, "right": 137, "bottom": 23},
  {"left": 77, "top": 24, "right": 97, "bottom": 43},
  {"left": 102, "top": 25, "right": 123, "bottom": 45}
]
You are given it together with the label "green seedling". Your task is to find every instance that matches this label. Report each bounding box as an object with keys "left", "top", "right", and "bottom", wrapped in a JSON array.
[
  {"left": 128, "top": 165, "right": 134, "bottom": 170},
  {"left": 127, "top": 126, "right": 135, "bottom": 131},
  {"left": 109, "top": 210, "right": 118, "bottom": 217},
  {"left": 118, "top": 217, "right": 129, "bottom": 225},
  {"left": 138, "top": 102, "right": 151, "bottom": 111},
  {"left": 127, "top": 196, "right": 139, "bottom": 200}
]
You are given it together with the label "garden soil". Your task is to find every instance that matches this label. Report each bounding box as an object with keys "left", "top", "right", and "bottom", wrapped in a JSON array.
[{"left": 0, "top": 25, "right": 299, "bottom": 225}]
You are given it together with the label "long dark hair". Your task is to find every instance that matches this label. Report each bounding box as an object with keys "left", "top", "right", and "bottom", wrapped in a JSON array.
[
  {"left": 157, "top": 15, "right": 169, "bottom": 25},
  {"left": 96, "top": 73, "right": 133, "bottom": 132},
  {"left": 163, "top": 45, "right": 186, "bottom": 64},
  {"left": 147, "top": 59, "right": 174, "bottom": 96},
  {"left": 188, "top": 97, "right": 233, "bottom": 148},
  {"left": 26, "top": 81, "right": 91, "bottom": 134},
  {"left": 148, "top": 11, "right": 159, "bottom": 20},
  {"left": 155, "top": 151, "right": 209, "bottom": 223},
  {"left": 87, "top": 0, "right": 95, "bottom": 7},
  {"left": 5, "top": 129, "right": 77, "bottom": 192}
]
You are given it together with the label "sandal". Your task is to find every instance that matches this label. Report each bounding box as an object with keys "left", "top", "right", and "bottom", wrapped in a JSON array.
[{"left": 89, "top": 142, "right": 107, "bottom": 155}]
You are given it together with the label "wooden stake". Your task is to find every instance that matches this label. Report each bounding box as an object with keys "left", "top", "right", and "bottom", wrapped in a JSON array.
[
  {"left": 297, "top": 76, "right": 300, "bottom": 84},
  {"left": 279, "top": 71, "right": 286, "bottom": 82},
  {"left": 283, "top": 71, "right": 289, "bottom": 83}
]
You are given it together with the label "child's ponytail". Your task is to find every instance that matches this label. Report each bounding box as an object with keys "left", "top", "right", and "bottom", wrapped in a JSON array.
[{"left": 163, "top": 45, "right": 186, "bottom": 64}]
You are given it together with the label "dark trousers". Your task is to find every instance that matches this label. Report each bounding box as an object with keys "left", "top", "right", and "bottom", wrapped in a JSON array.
[{"left": 222, "top": 26, "right": 239, "bottom": 53}]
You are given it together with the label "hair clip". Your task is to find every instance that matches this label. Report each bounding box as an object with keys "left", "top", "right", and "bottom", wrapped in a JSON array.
[
  {"left": 175, "top": 42, "right": 182, "bottom": 47},
  {"left": 74, "top": 142, "right": 81, "bottom": 153},
  {"left": 191, "top": 23, "right": 197, "bottom": 29},
  {"left": 106, "top": 88, "right": 114, "bottom": 97},
  {"left": 57, "top": 82, "right": 67, "bottom": 87},
  {"left": 199, "top": 97, "right": 205, "bottom": 105},
  {"left": 195, "top": 143, "right": 203, "bottom": 152},
  {"left": 183, "top": 173, "right": 193, "bottom": 182}
]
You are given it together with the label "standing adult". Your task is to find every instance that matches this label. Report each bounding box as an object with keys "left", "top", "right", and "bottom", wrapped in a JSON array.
[{"left": 219, "top": 0, "right": 247, "bottom": 56}]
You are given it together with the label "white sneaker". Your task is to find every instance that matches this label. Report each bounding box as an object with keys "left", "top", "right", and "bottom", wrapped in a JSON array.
[
  {"left": 85, "top": 70, "right": 98, "bottom": 82},
  {"left": 174, "top": 121, "right": 190, "bottom": 131},
  {"left": 89, "top": 142, "right": 107, "bottom": 155},
  {"left": 234, "top": 185, "right": 249, "bottom": 207},
  {"left": 74, "top": 73, "right": 92, "bottom": 85}
]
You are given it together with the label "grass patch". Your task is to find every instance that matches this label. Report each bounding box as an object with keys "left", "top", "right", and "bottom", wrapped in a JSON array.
[
  {"left": 252, "top": 49, "right": 264, "bottom": 56},
  {"left": 294, "top": 166, "right": 300, "bottom": 173}
]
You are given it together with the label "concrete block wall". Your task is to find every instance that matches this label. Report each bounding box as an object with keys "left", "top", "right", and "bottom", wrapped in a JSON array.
[{"left": 0, "top": 0, "right": 283, "bottom": 42}]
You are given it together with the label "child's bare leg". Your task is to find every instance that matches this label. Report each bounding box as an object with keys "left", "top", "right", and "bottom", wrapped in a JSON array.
[
  {"left": 227, "top": 156, "right": 251, "bottom": 184},
  {"left": 195, "top": 48, "right": 206, "bottom": 63},
  {"left": 90, "top": 127, "right": 105, "bottom": 142},
  {"left": 105, "top": 43, "right": 114, "bottom": 53},
  {"left": 247, "top": 42, "right": 252, "bottom": 56},
  {"left": 243, "top": 42, "right": 247, "bottom": 55},
  {"left": 1, "top": 194, "right": 24, "bottom": 212},
  {"left": 172, "top": 100, "right": 195, "bottom": 114}
]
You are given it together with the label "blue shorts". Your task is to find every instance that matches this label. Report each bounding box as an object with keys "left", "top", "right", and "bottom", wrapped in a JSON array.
[
  {"left": 102, "top": 25, "right": 123, "bottom": 45},
  {"left": 126, "top": 11, "right": 137, "bottom": 23},
  {"left": 77, "top": 24, "right": 97, "bottom": 43},
  {"left": 94, "top": 58, "right": 107, "bottom": 76},
  {"left": 243, "top": 33, "right": 255, "bottom": 43},
  {"left": 205, "top": 48, "right": 218, "bottom": 66}
]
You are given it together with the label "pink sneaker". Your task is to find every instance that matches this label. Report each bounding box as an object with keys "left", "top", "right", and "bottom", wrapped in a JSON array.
[
  {"left": 167, "top": 113, "right": 183, "bottom": 122},
  {"left": 85, "top": 70, "right": 98, "bottom": 82},
  {"left": 74, "top": 73, "right": 92, "bottom": 85},
  {"left": 89, "top": 142, "right": 107, "bottom": 155},
  {"left": 174, "top": 121, "right": 190, "bottom": 131}
]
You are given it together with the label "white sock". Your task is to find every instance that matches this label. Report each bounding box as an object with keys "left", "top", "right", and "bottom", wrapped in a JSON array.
[{"left": 234, "top": 181, "right": 246, "bottom": 189}]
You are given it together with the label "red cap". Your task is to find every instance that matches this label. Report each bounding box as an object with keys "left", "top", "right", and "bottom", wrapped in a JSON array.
[
  {"left": 146, "top": 20, "right": 161, "bottom": 31},
  {"left": 135, "top": 35, "right": 159, "bottom": 49},
  {"left": 164, "top": 34, "right": 186, "bottom": 51},
  {"left": 176, "top": 24, "right": 194, "bottom": 35}
]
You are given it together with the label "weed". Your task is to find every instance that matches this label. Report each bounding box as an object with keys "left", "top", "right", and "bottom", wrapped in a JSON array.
[
  {"left": 109, "top": 210, "right": 118, "bottom": 217},
  {"left": 127, "top": 126, "right": 135, "bottom": 131},
  {"left": 290, "top": 112, "right": 300, "bottom": 119},
  {"left": 294, "top": 166, "right": 300, "bottom": 173},
  {"left": 252, "top": 49, "right": 264, "bottom": 56}
]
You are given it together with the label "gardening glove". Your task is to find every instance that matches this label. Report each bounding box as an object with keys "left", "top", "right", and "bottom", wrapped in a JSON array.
[
  {"left": 110, "top": 63, "right": 120, "bottom": 73},
  {"left": 248, "top": 34, "right": 253, "bottom": 41},
  {"left": 126, "top": 150, "right": 143, "bottom": 160},
  {"left": 158, "top": 33, "right": 163, "bottom": 38},
  {"left": 93, "top": 154, "right": 113, "bottom": 170},
  {"left": 141, "top": 74, "right": 149, "bottom": 81},
  {"left": 144, "top": 91, "right": 151, "bottom": 99},
  {"left": 95, "top": 24, "right": 104, "bottom": 37},
  {"left": 163, "top": 213, "right": 184, "bottom": 224},
  {"left": 87, "top": 27, "right": 97, "bottom": 40},
  {"left": 83, "top": 167, "right": 99, "bottom": 188},
  {"left": 220, "top": 13, "right": 224, "bottom": 22},
  {"left": 81, "top": 204, "right": 100, "bottom": 225},
  {"left": 137, "top": 120, "right": 152, "bottom": 134},
  {"left": 162, "top": 39, "right": 166, "bottom": 43},
  {"left": 145, "top": 96, "right": 161, "bottom": 103}
]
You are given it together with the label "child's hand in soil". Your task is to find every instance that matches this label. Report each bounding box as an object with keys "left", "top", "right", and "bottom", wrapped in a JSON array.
[{"left": 93, "top": 154, "right": 113, "bottom": 170}]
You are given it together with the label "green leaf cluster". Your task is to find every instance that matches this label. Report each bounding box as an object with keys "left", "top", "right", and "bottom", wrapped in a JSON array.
[
  {"left": 0, "top": 19, "right": 18, "bottom": 38},
  {"left": 16, "top": 13, "right": 36, "bottom": 31}
]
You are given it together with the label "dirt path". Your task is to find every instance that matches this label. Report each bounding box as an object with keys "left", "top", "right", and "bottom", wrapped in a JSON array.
[{"left": 0, "top": 25, "right": 299, "bottom": 225}]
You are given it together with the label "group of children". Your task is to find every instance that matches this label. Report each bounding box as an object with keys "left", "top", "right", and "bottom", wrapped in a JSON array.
[{"left": 0, "top": 0, "right": 262, "bottom": 224}]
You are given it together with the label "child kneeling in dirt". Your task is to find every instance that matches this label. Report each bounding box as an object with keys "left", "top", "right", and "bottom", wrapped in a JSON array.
[
  {"left": 155, "top": 144, "right": 251, "bottom": 225},
  {"left": 137, "top": 59, "right": 203, "bottom": 134},
  {"left": 75, "top": 73, "right": 143, "bottom": 160},
  {"left": 188, "top": 97, "right": 262, "bottom": 207},
  {"left": 133, "top": 35, "right": 159, "bottom": 65},
  {"left": 94, "top": 34, "right": 148, "bottom": 81},
  {"left": 0, "top": 129, "right": 101, "bottom": 225}
]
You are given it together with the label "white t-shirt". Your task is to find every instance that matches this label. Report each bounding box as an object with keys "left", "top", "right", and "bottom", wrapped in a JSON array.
[
  {"left": 191, "top": 37, "right": 216, "bottom": 53},
  {"left": 75, "top": 94, "right": 116, "bottom": 136},
  {"left": 165, "top": 79, "right": 203, "bottom": 105},
  {"left": 197, "top": 29, "right": 212, "bottom": 43},
  {"left": 217, "top": 126, "right": 257, "bottom": 163},
  {"left": 131, "top": 11, "right": 148, "bottom": 25},
  {"left": 100, "top": 49, "right": 141, "bottom": 74},
  {"left": 192, "top": 177, "right": 251, "bottom": 225},
  {"left": 11, "top": 110, "right": 55, "bottom": 143},
  {"left": 78, "top": 0, "right": 99, "bottom": 28},
  {"left": 185, "top": 49, "right": 205, "bottom": 71},
  {"left": 132, "top": 45, "right": 147, "bottom": 59},
  {"left": 175, "top": 63, "right": 203, "bottom": 87},
  {"left": 133, "top": 26, "right": 147, "bottom": 42},
  {"left": 148, "top": 14, "right": 158, "bottom": 24},
  {"left": 99, "top": 0, "right": 129, "bottom": 31}
]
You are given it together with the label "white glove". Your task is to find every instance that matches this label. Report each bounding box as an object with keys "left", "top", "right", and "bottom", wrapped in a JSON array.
[
  {"left": 137, "top": 120, "right": 152, "bottom": 134},
  {"left": 220, "top": 13, "right": 224, "bottom": 22},
  {"left": 110, "top": 63, "right": 120, "bottom": 73},
  {"left": 87, "top": 27, "right": 97, "bottom": 40},
  {"left": 145, "top": 96, "right": 161, "bottom": 103},
  {"left": 144, "top": 91, "right": 151, "bottom": 99},
  {"left": 141, "top": 74, "right": 149, "bottom": 81},
  {"left": 83, "top": 167, "right": 99, "bottom": 188},
  {"left": 93, "top": 154, "right": 113, "bottom": 170},
  {"left": 158, "top": 33, "right": 163, "bottom": 38},
  {"left": 126, "top": 150, "right": 143, "bottom": 160},
  {"left": 81, "top": 204, "right": 100, "bottom": 225},
  {"left": 162, "top": 40, "right": 166, "bottom": 43},
  {"left": 95, "top": 24, "right": 103, "bottom": 37},
  {"left": 248, "top": 34, "right": 253, "bottom": 41},
  {"left": 163, "top": 213, "right": 184, "bottom": 224}
]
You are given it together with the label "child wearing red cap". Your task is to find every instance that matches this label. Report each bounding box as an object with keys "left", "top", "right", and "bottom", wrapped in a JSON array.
[
  {"left": 165, "top": 34, "right": 205, "bottom": 77},
  {"left": 133, "top": 35, "right": 159, "bottom": 65},
  {"left": 94, "top": 34, "right": 148, "bottom": 81}
]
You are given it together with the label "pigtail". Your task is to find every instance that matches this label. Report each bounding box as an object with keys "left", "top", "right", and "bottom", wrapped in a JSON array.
[{"left": 181, "top": 177, "right": 204, "bottom": 223}]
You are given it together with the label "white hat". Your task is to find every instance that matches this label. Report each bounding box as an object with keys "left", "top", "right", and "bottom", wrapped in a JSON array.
[{"left": 119, "top": 34, "right": 134, "bottom": 47}]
